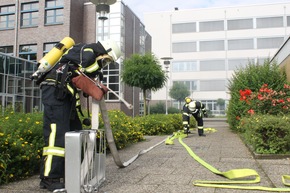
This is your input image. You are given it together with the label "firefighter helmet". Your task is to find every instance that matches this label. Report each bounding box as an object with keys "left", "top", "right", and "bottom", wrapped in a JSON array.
[
  {"left": 185, "top": 97, "right": 192, "bottom": 104},
  {"left": 188, "top": 102, "right": 196, "bottom": 112},
  {"left": 99, "top": 39, "right": 121, "bottom": 62}
]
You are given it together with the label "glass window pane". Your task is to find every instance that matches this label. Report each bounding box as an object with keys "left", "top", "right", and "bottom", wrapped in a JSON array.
[
  {"left": 200, "top": 40, "right": 224, "bottom": 51},
  {"left": 257, "top": 37, "right": 284, "bottom": 49},
  {"left": 172, "top": 42, "right": 196, "bottom": 53},
  {"left": 200, "top": 60, "right": 225, "bottom": 71},
  {"left": 172, "top": 22, "right": 196, "bottom": 33},
  {"left": 200, "top": 80, "right": 225, "bottom": 91},
  {"left": 199, "top": 20, "right": 224, "bottom": 32},
  {"left": 227, "top": 18, "right": 253, "bottom": 30},
  {"left": 228, "top": 39, "right": 254, "bottom": 50},
  {"left": 257, "top": 17, "right": 283, "bottom": 28}
]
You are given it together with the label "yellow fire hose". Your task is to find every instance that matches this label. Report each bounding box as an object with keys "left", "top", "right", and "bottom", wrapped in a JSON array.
[{"left": 165, "top": 131, "right": 290, "bottom": 192}]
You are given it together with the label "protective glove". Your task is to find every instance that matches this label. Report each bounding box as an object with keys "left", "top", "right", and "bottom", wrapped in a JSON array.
[{"left": 203, "top": 112, "right": 208, "bottom": 118}]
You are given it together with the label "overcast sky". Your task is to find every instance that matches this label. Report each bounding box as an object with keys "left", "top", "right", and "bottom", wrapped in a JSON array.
[{"left": 122, "top": 0, "right": 290, "bottom": 22}]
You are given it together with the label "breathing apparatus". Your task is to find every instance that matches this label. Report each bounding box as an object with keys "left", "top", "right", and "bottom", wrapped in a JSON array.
[{"left": 31, "top": 37, "right": 75, "bottom": 82}]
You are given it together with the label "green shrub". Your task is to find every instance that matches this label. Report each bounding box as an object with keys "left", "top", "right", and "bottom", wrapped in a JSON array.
[
  {"left": 0, "top": 110, "right": 195, "bottom": 185},
  {"left": 167, "top": 107, "right": 181, "bottom": 114},
  {"left": 227, "top": 59, "right": 288, "bottom": 131},
  {"left": 98, "top": 110, "right": 144, "bottom": 149},
  {"left": 0, "top": 111, "right": 43, "bottom": 184},
  {"left": 240, "top": 114, "right": 290, "bottom": 154},
  {"left": 134, "top": 113, "right": 196, "bottom": 135},
  {"left": 150, "top": 102, "right": 165, "bottom": 114}
]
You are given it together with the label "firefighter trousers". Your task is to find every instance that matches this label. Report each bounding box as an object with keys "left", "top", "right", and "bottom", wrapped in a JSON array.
[{"left": 40, "top": 85, "right": 82, "bottom": 179}]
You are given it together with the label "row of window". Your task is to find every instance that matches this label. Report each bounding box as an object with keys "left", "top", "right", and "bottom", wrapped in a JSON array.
[
  {"left": 172, "top": 37, "right": 284, "bottom": 52},
  {"left": 173, "top": 79, "right": 227, "bottom": 92},
  {"left": 172, "top": 16, "right": 290, "bottom": 33},
  {"left": 172, "top": 100, "right": 226, "bottom": 115},
  {"left": 0, "top": 0, "right": 63, "bottom": 29},
  {"left": 0, "top": 42, "right": 120, "bottom": 101},
  {"left": 172, "top": 58, "right": 266, "bottom": 72}
]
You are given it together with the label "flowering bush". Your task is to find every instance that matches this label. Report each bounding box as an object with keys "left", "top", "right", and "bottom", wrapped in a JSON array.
[
  {"left": 134, "top": 114, "right": 187, "bottom": 136},
  {"left": 239, "top": 84, "right": 290, "bottom": 116},
  {"left": 227, "top": 59, "right": 287, "bottom": 131},
  {"left": 98, "top": 110, "right": 144, "bottom": 150},
  {"left": 0, "top": 111, "right": 43, "bottom": 184},
  {"left": 0, "top": 109, "right": 184, "bottom": 185}
]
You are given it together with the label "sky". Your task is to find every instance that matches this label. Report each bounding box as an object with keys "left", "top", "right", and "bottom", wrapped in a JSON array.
[{"left": 122, "top": 0, "right": 290, "bottom": 22}]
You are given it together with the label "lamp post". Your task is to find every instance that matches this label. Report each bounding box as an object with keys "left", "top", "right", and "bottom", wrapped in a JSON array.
[
  {"left": 161, "top": 57, "right": 173, "bottom": 115},
  {"left": 90, "top": 0, "right": 116, "bottom": 40},
  {"left": 90, "top": 0, "right": 116, "bottom": 130}
]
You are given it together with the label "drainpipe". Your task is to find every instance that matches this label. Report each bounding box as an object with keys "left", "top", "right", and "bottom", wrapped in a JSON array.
[{"left": 14, "top": 0, "right": 19, "bottom": 56}]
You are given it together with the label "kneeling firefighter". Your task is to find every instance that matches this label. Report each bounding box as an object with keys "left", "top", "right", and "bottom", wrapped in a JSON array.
[
  {"left": 182, "top": 97, "right": 208, "bottom": 136},
  {"left": 38, "top": 39, "right": 121, "bottom": 191}
]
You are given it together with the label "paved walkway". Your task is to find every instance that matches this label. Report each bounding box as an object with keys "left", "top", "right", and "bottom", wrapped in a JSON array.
[{"left": 1, "top": 119, "right": 290, "bottom": 193}]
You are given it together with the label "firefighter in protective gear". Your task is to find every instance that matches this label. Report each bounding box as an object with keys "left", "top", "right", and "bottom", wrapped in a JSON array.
[
  {"left": 39, "top": 39, "right": 121, "bottom": 191},
  {"left": 182, "top": 97, "right": 207, "bottom": 136}
]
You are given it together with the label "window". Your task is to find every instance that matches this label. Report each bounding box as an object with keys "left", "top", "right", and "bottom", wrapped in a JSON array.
[
  {"left": 0, "top": 46, "right": 13, "bottom": 54},
  {"left": 103, "top": 62, "right": 120, "bottom": 100},
  {"left": 256, "top": 17, "right": 283, "bottom": 28},
  {"left": 227, "top": 18, "right": 253, "bottom": 30},
  {"left": 0, "top": 5, "right": 15, "bottom": 29},
  {"left": 199, "top": 20, "right": 224, "bottom": 32},
  {"left": 200, "top": 80, "right": 225, "bottom": 91},
  {"left": 172, "top": 42, "right": 196, "bottom": 53},
  {"left": 43, "top": 42, "right": 57, "bottom": 54},
  {"left": 172, "top": 22, "right": 196, "bottom": 33},
  {"left": 45, "top": 0, "right": 64, "bottom": 25},
  {"left": 21, "top": 2, "right": 39, "bottom": 27},
  {"left": 19, "top": 44, "right": 37, "bottom": 61},
  {"left": 173, "top": 80, "right": 197, "bottom": 92},
  {"left": 228, "top": 58, "right": 254, "bottom": 70},
  {"left": 287, "top": 16, "right": 290, "bottom": 26},
  {"left": 200, "top": 60, "right": 225, "bottom": 71},
  {"left": 257, "top": 37, "right": 284, "bottom": 49},
  {"left": 172, "top": 61, "right": 197, "bottom": 72},
  {"left": 200, "top": 40, "right": 224, "bottom": 51},
  {"left": 228, "top": 39, "right": 254, "bottom": 50}
]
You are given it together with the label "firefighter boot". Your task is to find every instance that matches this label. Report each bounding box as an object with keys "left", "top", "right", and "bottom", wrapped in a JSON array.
[
  {"left": 198, "top": 128, "right": 206, "bottom": 137},
  {"left": 183, "top": 125, "right": 190, "bottom": 134},
  {"left": 40, "top": 178, "right": 64, "bottom": 192}
]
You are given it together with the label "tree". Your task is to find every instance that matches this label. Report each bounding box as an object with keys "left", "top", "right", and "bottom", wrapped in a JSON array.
[
  {"left": 121, "top": 53, "right": 167, "bottom": 116},
  {"left": 216, "top": 98, "right": 225, "bottom": 109},
  {"left": 169, "top": 82, "right": 190, "bottom": 109}
]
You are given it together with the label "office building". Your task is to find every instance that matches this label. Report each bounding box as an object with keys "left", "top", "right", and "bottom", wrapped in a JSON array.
[
  {"left": 0, "top": 0, "right": 151, "bottom": 116},
  {"left": 144, "top": 2, "right": 290, "bottom": 115}
]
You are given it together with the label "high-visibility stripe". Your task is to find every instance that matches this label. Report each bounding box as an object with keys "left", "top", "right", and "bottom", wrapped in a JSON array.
[
  {"left": 198, "top": 126, "right": 203, "bottom": 130},
  {"left": 84, "top": 48, "right": 93, "bottom": 52},
  {"left": 183, "top": 112, "right": 189, "bottom": 116},
  {"left": 43, "top": 147, "right": 65, "bottom": 157},
  {"left": 66, "top": 84, "right": 74, "bottom": 95},
  {"left": 183, "top": 121, "right": 188, "bottom": 125},
  {"left": 44, "top": 123, "right": 56, "bottom": 176},
  {"left": 85, "top": 60, "right": 99, "bottom": 73}
]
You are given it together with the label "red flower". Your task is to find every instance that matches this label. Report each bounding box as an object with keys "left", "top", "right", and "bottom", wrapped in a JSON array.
[
  {"left": 239, "top": 89, "right": 252, "bottom": 101},
  {"left": 247, "top": 109, "right": 255, "bottom": 115}
]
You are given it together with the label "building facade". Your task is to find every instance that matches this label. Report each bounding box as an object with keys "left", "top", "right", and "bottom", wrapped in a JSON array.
[
  {"left": 144, "top": 2, "right": 290, "bottom": 115},
  {"left": 0, "top": 0, "right": 151, "bottom": 116}
]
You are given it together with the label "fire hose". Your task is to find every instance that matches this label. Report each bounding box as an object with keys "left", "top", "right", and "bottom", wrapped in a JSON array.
[
  {"left": 165, "top": 131, "right": 290, "bottom": 192},
  {"left": 99, "top": 97, "right": 165, "bottom": 168}
]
